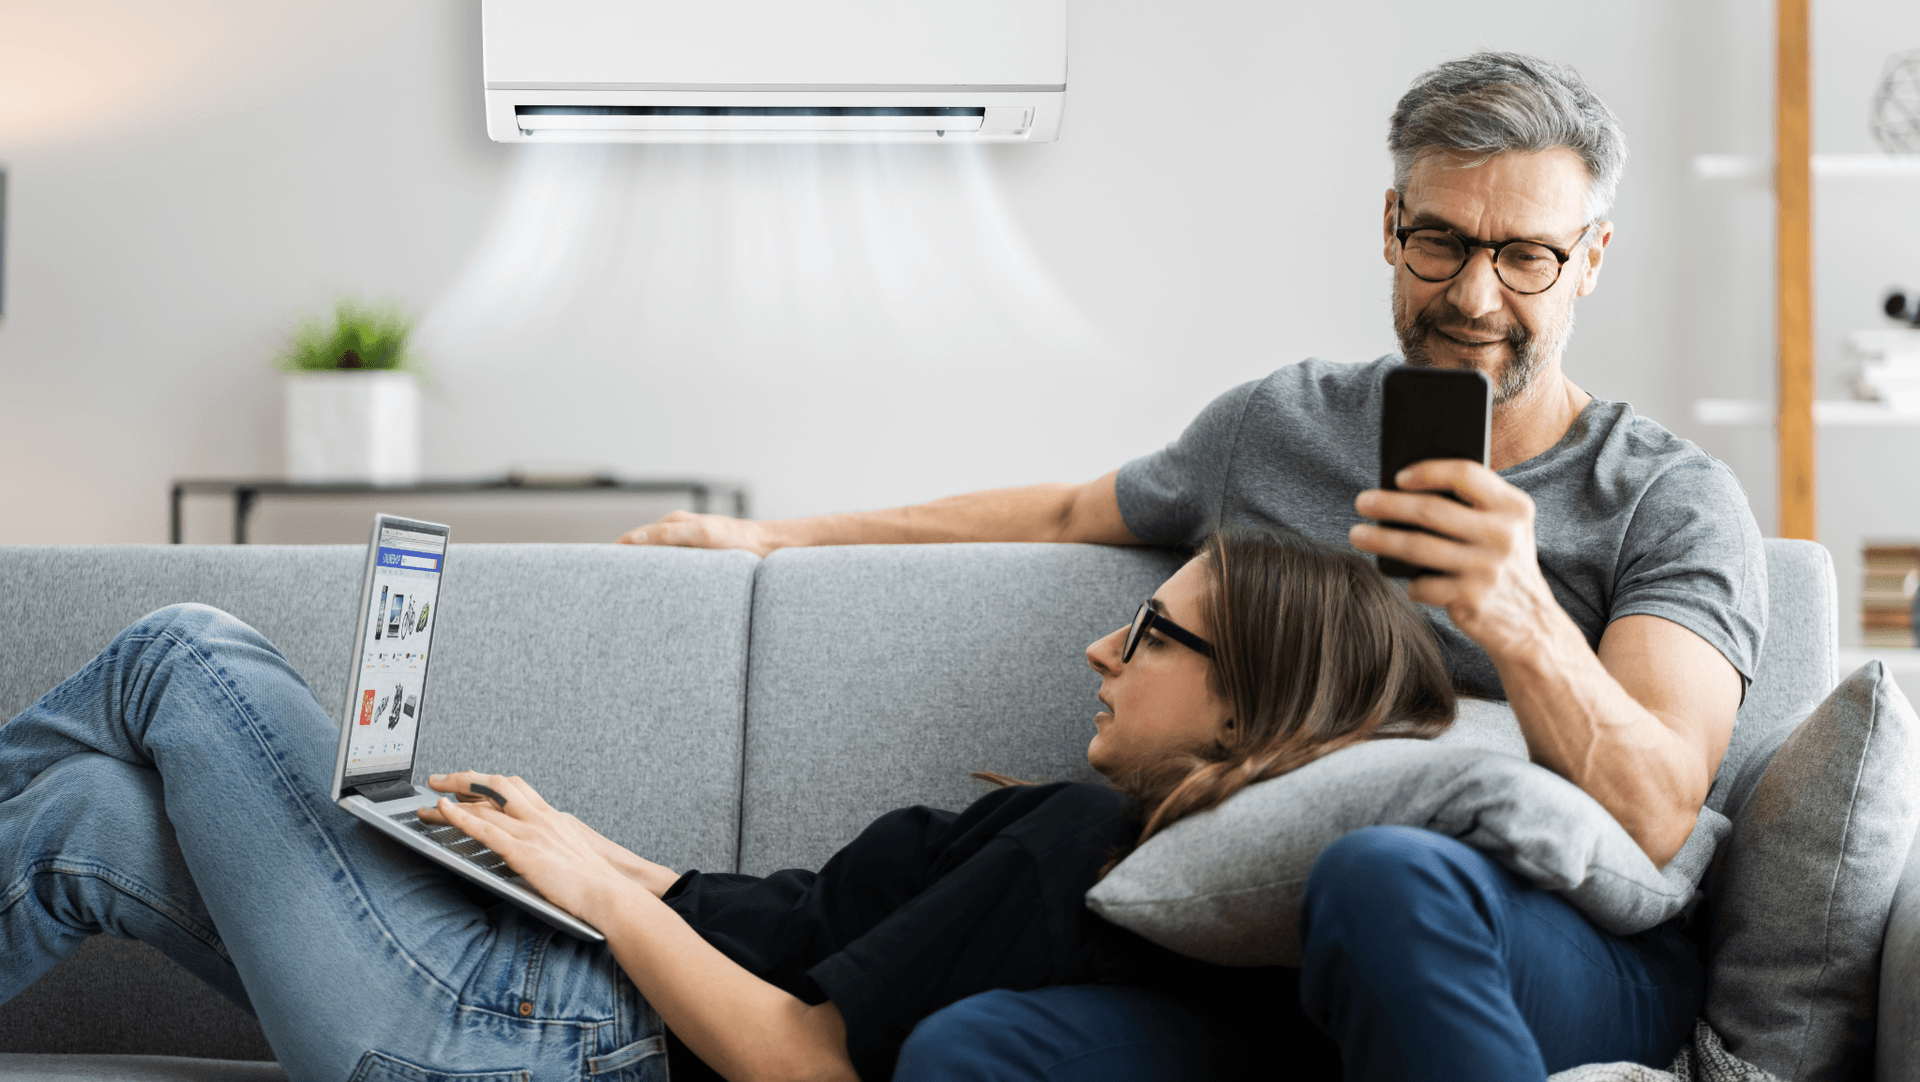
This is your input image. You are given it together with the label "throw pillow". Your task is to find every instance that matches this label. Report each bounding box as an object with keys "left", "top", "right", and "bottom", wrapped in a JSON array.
[
  {"left": 1705, "top": 660, "right": 1920, "bottom": 1082},
  {"left": 1086, "top": 736, "right": 1729, "bottom": 967}
]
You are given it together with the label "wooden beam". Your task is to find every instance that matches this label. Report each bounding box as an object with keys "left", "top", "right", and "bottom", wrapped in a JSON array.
[{"left": 1777, "top": 0, "right": 1815, "bottom": 540}]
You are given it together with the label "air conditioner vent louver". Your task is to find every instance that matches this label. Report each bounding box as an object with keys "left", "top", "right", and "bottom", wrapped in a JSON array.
[
  {"left": 514, "top": 105, "right": 996, "bottom": 136},
  {"left": 515, "top": 107, "right": 989, "bottom": 117}
]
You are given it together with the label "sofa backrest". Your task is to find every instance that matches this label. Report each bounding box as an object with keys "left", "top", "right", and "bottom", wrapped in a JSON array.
[
  {"left": 0, "top": 537, "right": 1841, "bottom": 877},
  {"left": 1708, "top": 538, "right": 1839, "bottom": 818},
  {"left": 0, "top": 543, "right": 759, "bottom": 874},
  {"left": 737, "top": 538, "right": 1840, "bottom": 874},
  {"left": 736, "top": 543, "right": 1182, "bottom": 875},
  {"left": 418, "top": 545, "right": 757, "bottom": 873}
]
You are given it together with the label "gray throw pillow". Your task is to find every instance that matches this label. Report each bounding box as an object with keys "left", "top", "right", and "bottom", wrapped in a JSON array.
[
  {"left": 1087, "top": 730, "right": 1729, "bottom": 967},
  {"left": 1705, "top": 661, "right": 1920, "bottom": 1082}
]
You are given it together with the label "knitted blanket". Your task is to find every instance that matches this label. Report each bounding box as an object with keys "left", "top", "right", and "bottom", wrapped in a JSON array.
[{"left": 1549, "top": 1022, "right": 1783, "bottom": 1082}]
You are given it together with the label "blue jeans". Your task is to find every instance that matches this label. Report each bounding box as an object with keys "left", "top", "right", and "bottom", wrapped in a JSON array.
[
  {"left": 0, "top": 604, "right": 665, "bottom": 1082},
  {"left": 893, "top": 826, "right": 1701, "bottom": 1082}
]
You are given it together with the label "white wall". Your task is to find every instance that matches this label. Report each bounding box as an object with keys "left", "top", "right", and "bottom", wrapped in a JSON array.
[
  {"left": 3, "top": 0, "right": 1918, "bottom": 633},
  {"left": 0, "top": 2, "right": 509, "bottom": 541}
]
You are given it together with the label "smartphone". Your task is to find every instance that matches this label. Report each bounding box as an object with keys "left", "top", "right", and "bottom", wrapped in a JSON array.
[{"left": 1375, "top": 365, "right": 1492, "bottom": 578}]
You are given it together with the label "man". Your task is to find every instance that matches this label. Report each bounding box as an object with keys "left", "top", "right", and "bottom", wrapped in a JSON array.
[{"left": 623, "top": 53, "right": 1764, "bottom": 1081}]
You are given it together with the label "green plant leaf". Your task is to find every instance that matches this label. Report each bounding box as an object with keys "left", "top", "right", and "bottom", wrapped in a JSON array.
[{"left": 273, "top": 297, "right": 426, "bottom": 377}]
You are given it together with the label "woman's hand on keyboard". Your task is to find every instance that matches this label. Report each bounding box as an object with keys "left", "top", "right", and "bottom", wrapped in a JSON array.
[{"left": 420, "top": 771, "right": 673, "bottom": 916}]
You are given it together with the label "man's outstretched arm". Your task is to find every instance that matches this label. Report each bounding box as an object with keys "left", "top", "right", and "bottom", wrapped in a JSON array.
[{"left": 617, "top": 471, "right": 1139, "bottom": 555}]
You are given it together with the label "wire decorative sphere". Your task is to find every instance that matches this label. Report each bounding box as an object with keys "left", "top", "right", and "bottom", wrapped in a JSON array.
[{"left": 1873, "top": 48, "right": 1920, "bottom": 154}]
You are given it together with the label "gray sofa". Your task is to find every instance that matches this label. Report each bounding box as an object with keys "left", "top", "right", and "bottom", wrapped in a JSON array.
[{"left": 0, "top": 539, "right": 1913, "bottom": 1080}]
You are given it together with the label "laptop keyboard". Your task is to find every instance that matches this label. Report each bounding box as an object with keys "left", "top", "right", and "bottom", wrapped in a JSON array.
[{"left": 390, "top": 810, "right": 525, "bottom": 883}]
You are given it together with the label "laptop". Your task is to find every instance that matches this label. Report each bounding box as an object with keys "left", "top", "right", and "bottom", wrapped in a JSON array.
[{"left": 328, "top": 513, "right": 604, "bottom": 942}]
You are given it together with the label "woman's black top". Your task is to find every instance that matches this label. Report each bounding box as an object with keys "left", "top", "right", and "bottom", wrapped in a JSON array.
[{"left": 660, "top": 781, "right": 1281, "bottom": 1081}]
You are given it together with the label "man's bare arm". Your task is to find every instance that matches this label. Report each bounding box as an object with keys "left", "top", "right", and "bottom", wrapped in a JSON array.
[
  {"left": 1352, "top": 461, "right": 1742, "bottom": 865},
  {"left": 617, "top": 471, "right": 1138, "bottom": 555},
  {"left": 1491, "top": 614, "right": 1740, "bottom": 864}
]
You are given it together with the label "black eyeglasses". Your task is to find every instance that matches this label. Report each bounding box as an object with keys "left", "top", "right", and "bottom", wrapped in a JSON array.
[
  {"left": 1392, "top": 198, "right": 1594, "bottom": 296},
  {"left": 1122, "top": 599, "right": 1214, "bottom": 663}
]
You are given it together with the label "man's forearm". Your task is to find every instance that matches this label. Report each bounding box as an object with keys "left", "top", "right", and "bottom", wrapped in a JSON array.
[
  {"left": 1489, "top": 615, "right": 1710, "bottom": 866},
  {"left": 1351, "top": 463, "right": 1737, "bottom": 868},
  {"left": 765, "top": 482, "right": 1096, "bottom": 547},
  {"left": 622, "top": 472, "right": 1137, "bottom": 553}
]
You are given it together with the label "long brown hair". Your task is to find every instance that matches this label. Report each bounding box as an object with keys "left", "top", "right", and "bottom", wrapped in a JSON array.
[{"left": 1107, "top": 528, "right": 1455, "bottom": 865}]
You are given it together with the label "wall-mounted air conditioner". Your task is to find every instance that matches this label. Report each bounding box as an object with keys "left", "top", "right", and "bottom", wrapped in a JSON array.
[{"left": 481, "top": 0, "right": 1067, "bottom": 144}]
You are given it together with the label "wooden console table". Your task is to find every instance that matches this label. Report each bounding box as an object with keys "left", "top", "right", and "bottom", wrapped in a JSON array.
[{"left": 170, "top": 476, "right": 750, "bottom": 544}]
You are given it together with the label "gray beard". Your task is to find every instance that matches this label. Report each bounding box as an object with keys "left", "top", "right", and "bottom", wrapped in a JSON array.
[{"left": 1392, "top": 279, "right": 1575, "bottom": 407}]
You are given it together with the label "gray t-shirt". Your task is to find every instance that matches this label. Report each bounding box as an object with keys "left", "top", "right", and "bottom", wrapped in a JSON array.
[{"left": 1115, "top": 356, "right": 1768, "bottom": 700}]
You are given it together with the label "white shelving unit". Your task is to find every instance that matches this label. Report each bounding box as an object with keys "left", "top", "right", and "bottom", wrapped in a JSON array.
[
  {"left": 1694, "top": 399, "right": 1920, "bottom": 426},
  {"left": 1692, "top": 146, "right": 1920, "bottom": 656},
  {"left": 1693, "top": 153, "right": 1920, "bottom": 180}
]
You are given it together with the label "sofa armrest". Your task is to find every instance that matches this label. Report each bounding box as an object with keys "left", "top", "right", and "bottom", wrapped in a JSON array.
[{"left": 1878, "top": 828, "right": 1920, "bottom": 1080}]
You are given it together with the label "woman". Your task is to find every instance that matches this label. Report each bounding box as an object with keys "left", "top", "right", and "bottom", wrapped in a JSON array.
[{"left": 0, "top": 529, "right": 1451, "bottom": 1081}]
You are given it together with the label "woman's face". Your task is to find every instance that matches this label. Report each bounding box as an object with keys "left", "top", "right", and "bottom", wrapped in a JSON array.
[{"left": 1084, "top": 557, "right": 1234, "bottom": 780}]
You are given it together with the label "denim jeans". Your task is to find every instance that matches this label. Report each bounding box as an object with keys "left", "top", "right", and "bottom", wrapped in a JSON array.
[
  {"left": 0, "top": 604, "right": 666, "bottom": 1082},
  {"left": 1299, "top": 826, "right": 1701, "bottom": 1080},
  {"left": 893, "top": 827, "right": 1701, "bottom": 1082}
]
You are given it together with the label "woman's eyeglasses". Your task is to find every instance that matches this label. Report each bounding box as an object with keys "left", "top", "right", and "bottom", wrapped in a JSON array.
[{"left": 1122, "top": 599, "right": 1214, "bottom": 663}]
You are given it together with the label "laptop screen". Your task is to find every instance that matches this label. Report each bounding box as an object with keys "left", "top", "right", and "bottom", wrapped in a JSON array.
[{"left": 342, "top": 522, "right": 447, "bottom": 787}]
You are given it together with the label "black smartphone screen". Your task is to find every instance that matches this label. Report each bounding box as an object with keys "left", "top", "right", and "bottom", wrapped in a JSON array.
[{"left": 1376, "top": 366, "right": 1492, "bottom": 578}]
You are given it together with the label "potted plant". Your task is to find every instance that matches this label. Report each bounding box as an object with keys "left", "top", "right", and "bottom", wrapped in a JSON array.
[{"left": 277, "top": 298, "right": 425, "bottom": 483}]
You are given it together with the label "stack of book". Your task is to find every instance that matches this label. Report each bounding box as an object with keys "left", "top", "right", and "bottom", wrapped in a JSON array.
[
  {"left": 1863, "top": 542, "right": 1920, "bottom": 648},
  {"left": 1847, "top": 329, "right": 1920, "bottom": 413}
]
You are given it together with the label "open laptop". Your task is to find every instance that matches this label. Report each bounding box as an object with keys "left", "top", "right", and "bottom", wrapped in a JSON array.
[{"left": 328, "top": 513, "right": 604, "bottom": 942}]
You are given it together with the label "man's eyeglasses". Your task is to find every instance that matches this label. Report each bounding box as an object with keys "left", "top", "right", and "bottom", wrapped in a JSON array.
[
  {"left": 1122, "top": 599, "right": 1215, "bottom": 663},
  {"left": 1392, "top": 199, "right": 1594, "bottom": 296}
]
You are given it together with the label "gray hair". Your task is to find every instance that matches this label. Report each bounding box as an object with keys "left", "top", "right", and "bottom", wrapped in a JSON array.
[{"left": 1388, "top": 52, "right": 1628, "bottom": 222}]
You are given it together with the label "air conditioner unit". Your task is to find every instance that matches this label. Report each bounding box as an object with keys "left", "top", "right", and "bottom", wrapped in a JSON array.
[{"left": 482, "top": 0, "right": 1067, "bottom": 144}]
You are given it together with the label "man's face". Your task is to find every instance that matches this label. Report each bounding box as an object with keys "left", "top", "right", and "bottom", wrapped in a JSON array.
[{"left": 1383, "top": 148, "right": 1611, "bottom": 406}]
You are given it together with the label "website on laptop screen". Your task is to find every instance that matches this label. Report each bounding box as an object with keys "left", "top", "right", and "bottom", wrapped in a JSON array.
[{"left": 344, "top": 525, "right": 446, "bottom": 785}]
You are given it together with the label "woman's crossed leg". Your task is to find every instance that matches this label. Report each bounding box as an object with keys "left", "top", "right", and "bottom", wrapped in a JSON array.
[{"left": 0, "top": 603, "right": 658, "bottom": 1081}]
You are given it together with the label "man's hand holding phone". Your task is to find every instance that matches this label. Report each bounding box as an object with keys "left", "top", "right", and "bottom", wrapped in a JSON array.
[
  {"left": 1354, "top": 364, "right": 1568, "bottom": 661},
  {"left": 1350, "top": 462, "right": 1559, "bottom": 660}
]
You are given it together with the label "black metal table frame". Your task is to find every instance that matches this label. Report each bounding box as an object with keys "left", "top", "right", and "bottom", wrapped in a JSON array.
[{"left": 170, "top": 478, "right": 751, "bottom": 544}]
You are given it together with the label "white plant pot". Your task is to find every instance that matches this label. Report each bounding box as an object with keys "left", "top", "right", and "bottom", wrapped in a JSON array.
[{"left": 284, "top": 371, "right": 422, "bottom": 483}]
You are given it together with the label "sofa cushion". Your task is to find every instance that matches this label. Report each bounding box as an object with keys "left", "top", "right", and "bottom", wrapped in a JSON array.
[
  {"left": 737, "top": 543, "right": 1183, "bottom": 875},
  {"left": 1086, "top": 734, "right": 1728, "bottom": 967},
  {"left": 1705, "top": 661, "right": 1920, "bottom": 1081},
  {"left": 0, "top": 543, "right": 757, "bottom": 873},
  {"left": 412, "top": 545, "right": 758, "bottom": 874}
]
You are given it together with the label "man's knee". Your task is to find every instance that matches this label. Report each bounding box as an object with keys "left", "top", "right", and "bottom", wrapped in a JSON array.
[
  {"left": 895, "top": 986, "right": 1226, "bottom": 1082},
  {"left": 1303, "top": 826, "right": 1511, "bottom": 953},
  {"left": 896, "top": 989, "right": 1064, "bottom": 1082}
]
